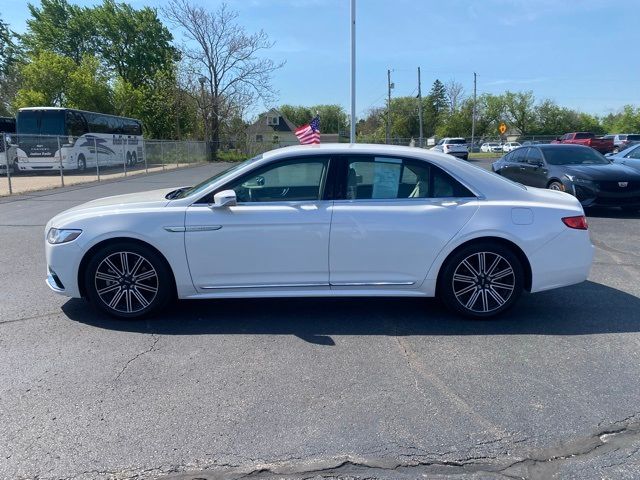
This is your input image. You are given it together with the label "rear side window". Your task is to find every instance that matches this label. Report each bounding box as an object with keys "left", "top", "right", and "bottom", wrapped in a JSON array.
[
  {"left": 527, "top": 147, "right": 544, "bottom": 164},
  {"left": 575, "top": 132, "right": 594, "bottom": 139},
  {"left": 345, "top": 156, "right": 474, "bottom": 200}
]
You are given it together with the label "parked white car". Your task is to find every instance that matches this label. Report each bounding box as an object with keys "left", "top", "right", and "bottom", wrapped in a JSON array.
[
  {"left": 481, "top": 142, "right": 503, "bottom": 153},
  {"left": 45, "top": 144, "right": 594, "bottom": 320},
  {"left": 430, "top": 137, "right": 469, "bottom": 160},
  {"left": 502, "top": 142, "right": 522, "bottom": 153}
]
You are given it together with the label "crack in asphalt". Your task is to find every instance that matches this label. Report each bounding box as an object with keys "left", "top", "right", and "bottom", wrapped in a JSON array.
[
  {"left": 391, "top": 321, "right": 504, "bottom": 437},
  {"left": 62, "top": 413, "right": 637, "bottom": 480},
  {"left": 0, "top": 310, "right": 65, "bottom": 326},
  {"left": 593, "top": 238, "right": 640, "bottom": 259},
  {"left": 113, "top": 334, "right": 160, "bottom": 382}
]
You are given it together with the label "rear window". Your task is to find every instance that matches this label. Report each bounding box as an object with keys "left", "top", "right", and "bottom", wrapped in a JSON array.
[
  {"left": 446, "top": 138, "right": 466, "bottom": 145},
  {"left": 574, "top": 132, "right": 594, "bottom": 139},
  {"left": 627, "top": 134, "right": 640, "bottom": 141}
]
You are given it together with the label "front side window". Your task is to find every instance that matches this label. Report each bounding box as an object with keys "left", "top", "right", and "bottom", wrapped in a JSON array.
[
  {"left": 626, "top": 145, "right": 640, "bottom": 159},
  {"left": 345, "top": 156, "right": 473, "bottom": 200},
  {"left": 224, "top": 157, "right": 329, "bottom": 203},
  {"left": 511, "top": 148, "right": 527, "bottom": 163}
]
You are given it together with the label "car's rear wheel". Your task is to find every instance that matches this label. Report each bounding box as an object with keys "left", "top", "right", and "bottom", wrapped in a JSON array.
[
  {"left": 84, "top": 242, "right": 173, "bottom": 319},
  {"left": 438, "top": 243, "right": 524, "bottom": 319}
]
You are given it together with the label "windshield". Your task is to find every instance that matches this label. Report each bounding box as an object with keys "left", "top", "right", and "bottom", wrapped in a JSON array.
[
  {"left": 172, "top": 154, "right": 263, "bottom": 199},
  {"left": 541, "top": 146, "right": 610, "bottom": 165},
  {"left": 17, "top": 110, "right": 65, "bottom": 136}
]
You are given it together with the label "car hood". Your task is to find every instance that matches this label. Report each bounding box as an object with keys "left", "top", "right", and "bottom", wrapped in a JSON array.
[
  {"left": 47, "top": 187, "right": 176, "bottom": 229},
  {"left": 560, "top": 163, "right": 640, "bottom": 181},
  {"left": 615, "top": 158, "right": 640, "bottom": 171}
]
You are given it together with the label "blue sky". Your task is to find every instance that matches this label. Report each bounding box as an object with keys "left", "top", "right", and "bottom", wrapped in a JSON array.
[{"left": 4, "top": 0, "right": 640, "bottom": 119}]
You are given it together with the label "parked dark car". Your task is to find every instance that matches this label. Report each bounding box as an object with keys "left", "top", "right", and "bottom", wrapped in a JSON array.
[{"left": 492, "top": 144, "right": 640, "bottom": 211}]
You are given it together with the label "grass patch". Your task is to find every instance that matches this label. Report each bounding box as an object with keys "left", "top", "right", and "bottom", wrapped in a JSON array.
[
  {"left": 216, "top": 150, "right": 249, "bottom": 162},
  {"left": 469, "top": 152, "right": 502, "bottom": 159}
]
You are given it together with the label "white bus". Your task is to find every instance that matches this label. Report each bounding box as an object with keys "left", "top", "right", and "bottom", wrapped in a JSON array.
[
  {"left": 15, "top": 107, "right": 144, "bottom": 172},
  {"left": 0, "top": 116, "right": 16, "bottom": 175}
]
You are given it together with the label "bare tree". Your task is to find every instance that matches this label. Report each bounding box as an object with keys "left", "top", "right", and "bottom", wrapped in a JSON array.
[
  {"left": 445, "top": 79, "right": 465, "bottom": 112},
  {"left": 163, "top": 1, "right": 284, "bottom": 159}
]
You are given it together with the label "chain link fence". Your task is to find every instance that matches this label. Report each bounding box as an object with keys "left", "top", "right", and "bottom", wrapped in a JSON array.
[{"left": 1, "top": 134, "right": 207, "bottom": 196}]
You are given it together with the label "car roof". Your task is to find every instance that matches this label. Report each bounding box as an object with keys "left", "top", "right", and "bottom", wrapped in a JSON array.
[
  {"left": 538, "top": 144, "right": 591, "bottom": 150},
  {"left": 261, "top": 142, "right": 452, "bottom": 160}
]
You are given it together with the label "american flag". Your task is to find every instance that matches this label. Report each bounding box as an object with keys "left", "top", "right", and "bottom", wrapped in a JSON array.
[{"left": 295, "top": 116, "right": 320, "bottom": 144}]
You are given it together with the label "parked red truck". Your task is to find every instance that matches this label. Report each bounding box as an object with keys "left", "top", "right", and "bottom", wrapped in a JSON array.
[{"left": 552, "top": 132, "right": 614, "bottom": 153}]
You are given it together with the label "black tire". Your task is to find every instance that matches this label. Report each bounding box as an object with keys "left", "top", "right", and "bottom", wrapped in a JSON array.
[
  {"left": 548, "top": 180, "right": 565, "bottom": 192},
  {"left": 462, "top": 154, "right": 469, "bottom": 161},
  {"left": 84, "top": 242, "right": 174, "bottom": 319},
  {"left": 613, "top": 147, "right": 619, "bottom": 153},
  {"left": 77, "top": 154, "right": 86, "bottom": 172},
  {"left": 438, "top": 242, "right": 524, "bottom": 319},
  {"left": 126, "top": 152, "right": 132, "bottom": 167},
  {"left": 131, "top": 151, "right": 137, "bottom": 167},
  {"left": 12, "top": 158, "right": 20, "bottom": 175}
]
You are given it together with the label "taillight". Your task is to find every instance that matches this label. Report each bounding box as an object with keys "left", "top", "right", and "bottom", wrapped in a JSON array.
[{"left": 562, "top": 215, "right": 588, "bottom": 230}]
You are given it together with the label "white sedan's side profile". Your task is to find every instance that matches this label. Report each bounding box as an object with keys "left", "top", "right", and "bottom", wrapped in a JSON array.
[{"left": 45, "top": 144, "right": 594, "bottom": 319}]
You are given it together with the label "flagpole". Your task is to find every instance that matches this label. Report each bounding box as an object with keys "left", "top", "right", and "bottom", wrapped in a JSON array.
[{"left": 350, "top": 0, "right": 356, "bottom": 144}]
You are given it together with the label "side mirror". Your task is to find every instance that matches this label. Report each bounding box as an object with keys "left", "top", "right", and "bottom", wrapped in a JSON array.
[{"left": 211, "top": 189, "right": 237, "bottom": 208}]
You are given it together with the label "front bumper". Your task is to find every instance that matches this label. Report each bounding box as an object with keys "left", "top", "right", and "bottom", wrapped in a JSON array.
[
  {"left": 568, "top": 181, "right": 640, "bottom": 208},
  {"left": 45, "top": 239, "right": 83, "bottom": 298}
]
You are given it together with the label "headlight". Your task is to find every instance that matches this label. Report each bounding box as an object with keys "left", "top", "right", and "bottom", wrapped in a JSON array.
[
  {"left": 47, "top": 228, "right": 82, "bottom": 244},
  {"left": 564, "top": 174, "right": 593, "bottom": 185}
]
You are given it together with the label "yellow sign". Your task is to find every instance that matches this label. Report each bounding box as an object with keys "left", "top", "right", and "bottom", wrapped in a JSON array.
[{"left": 499, "top": 122, "right": 507, "bottom": 135}]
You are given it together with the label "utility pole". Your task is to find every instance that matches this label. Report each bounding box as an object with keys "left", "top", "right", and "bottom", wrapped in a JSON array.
[
  {"left": 350, "top": 0, "right": 356, "bottom": 143},
  {"left": 386, "top": 69, "right": 392, "bottom": 144},
  {"left": 471, "top": 72, "right": 477, "bottom": 152},
  {"left": 417, "top": 67, "right": 423, "bottom": 148}
]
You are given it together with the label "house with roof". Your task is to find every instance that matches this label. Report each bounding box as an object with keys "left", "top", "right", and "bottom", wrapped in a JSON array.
[{"left": 246, "top": 109, "right": 299, "bottom": 148}]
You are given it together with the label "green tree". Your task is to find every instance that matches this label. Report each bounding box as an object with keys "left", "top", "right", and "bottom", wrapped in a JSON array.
[
  {"left": 503, "top": 90, "right": 535, "bottom": 135},
  {"left": 22, "top": 0, "right": 97, "bottom": 62},
  {"left": 602, "top": 105, "right": 640, "bottom": 133},
  {"left": 279, "top": 105, "right": 313, "bottom": 127},
  {"left": 279, "top": 104, "right": 347, "bottom": 133},
  {"left": 13, "top": 51, "right": 113, "bottom": 111},
  {"left": 0, "top": 14, "right": 23, "bottom": 115},
  {"left": 93, "top": 0, "right": 178, "bottom": 87}
]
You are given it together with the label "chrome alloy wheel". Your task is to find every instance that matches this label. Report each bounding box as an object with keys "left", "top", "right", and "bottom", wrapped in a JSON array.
[
  {"left": 451, "top": 251, "right": 515, "bottom": 314},
  {"left": 94, "top": 251, "right": 158, "bottom": 314}
]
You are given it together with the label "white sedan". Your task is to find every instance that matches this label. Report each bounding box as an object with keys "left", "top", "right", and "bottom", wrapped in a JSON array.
[
  {"left": 481, "top": 142, "right": 503, "bottom": 153},
  {"left": 45, "top": 144, "right": 594, "bottom": 320},
  {"left": 502, "top": 142, "right": 522, "bottom": 152}
]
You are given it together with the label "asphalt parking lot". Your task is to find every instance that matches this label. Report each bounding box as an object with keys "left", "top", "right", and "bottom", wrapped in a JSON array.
[{"left": 1, "top": 160, "right": 639, "bottom": 480}]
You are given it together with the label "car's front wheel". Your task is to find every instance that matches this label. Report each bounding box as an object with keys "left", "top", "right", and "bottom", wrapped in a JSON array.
[
  {"left": 84, "top": 242, "right": 174, "bottom": 319},
  {"left": 438, "top": 243, "right": 524, "bottom": 318}
]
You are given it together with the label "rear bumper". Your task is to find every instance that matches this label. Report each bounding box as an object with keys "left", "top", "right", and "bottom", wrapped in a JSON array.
[{"left": 528, "top": 229, "right": 594, "bottom": 292}]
